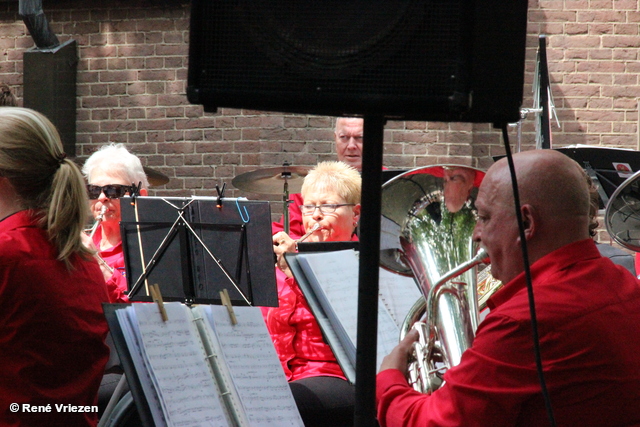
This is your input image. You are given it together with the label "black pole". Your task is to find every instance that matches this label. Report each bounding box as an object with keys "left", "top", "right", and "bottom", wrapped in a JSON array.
[
  {"left": 354, "top": 116, "right": 385, "bottom": 427},
  {"left": 538, "top": 34, "right": 551, "bottom": 149},
  {"left": 19, "top": 0, "right": 60, "bottom": 50}
]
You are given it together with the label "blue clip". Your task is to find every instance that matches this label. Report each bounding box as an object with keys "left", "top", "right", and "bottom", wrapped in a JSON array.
[{"left": 236, "top": 199, "right": 249, "bottom": 223}]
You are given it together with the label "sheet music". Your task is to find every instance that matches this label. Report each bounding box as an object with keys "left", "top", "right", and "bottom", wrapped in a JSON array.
[
  {"left": 116, "top": 308, "right": 168, "bottom": 427},
  {"left": 378, "top": 268, "right": 422, "bottom": 327},
  {"left": 200, "top": 305, "right": 304, "bottom": 427},
  {"left": 296, "top": 249, "right": 413, "bottom": 370},
  {"left": 124, "top": 302, "right": 231, "bottom": 427},
  {"left": 286, "top": 255, "right": 356, "bottom": 384}
]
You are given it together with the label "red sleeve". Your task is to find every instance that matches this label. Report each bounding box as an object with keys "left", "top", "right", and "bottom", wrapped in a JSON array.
[
  {"left": 105, "top": 272, "right": 129, "bottom": 303},
  {"left": 376, "top": 369, "right": 428, "bottom": 427},
  {"left": 376, "top": 312, "right": 539, "bottom": 427}
]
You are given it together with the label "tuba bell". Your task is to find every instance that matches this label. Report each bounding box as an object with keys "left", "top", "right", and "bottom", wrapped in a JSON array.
[{"left": 381, "top": 165, "right": 500, "bottom": 393}]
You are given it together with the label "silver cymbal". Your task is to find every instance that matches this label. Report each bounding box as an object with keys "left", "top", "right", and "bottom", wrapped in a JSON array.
[
  {"left": 232, "top": 165, "right": 310, "bottom": 195},
  {"left": 143, "top": 166, "right": 170, "bottom": 186}
]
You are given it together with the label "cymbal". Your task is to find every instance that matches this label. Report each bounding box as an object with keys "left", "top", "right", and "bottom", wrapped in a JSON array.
[
  {"left": 232, "top": 165, "right": 310, "bottom": 195},
  {"left": 143, "top": 166, "right": 170, "bottom": 186}
]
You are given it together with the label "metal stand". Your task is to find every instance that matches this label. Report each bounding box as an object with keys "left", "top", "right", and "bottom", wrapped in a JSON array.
[
  {"left": 354, "top": 116, "right": 385, "bottom": 427},
  {"left": 281, "top": 162, "right": 292, "bottom": 235}
]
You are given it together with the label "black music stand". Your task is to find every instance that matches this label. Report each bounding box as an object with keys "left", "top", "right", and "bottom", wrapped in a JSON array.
[
  {"left": 495, "top": 146, "right": 640, "bottom": 209},
  {"left": 554, "top": 146, "right": 640, "bottom": 209},
  {"left": 120, "top": 196, "right": 277, "bottom": 307}
]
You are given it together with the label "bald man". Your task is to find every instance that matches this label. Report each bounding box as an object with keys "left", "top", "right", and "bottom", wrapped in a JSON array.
[
  {"left": 377, "top": 150, "right": 640, "bottom": 426},
  {"left": 273, "top": 117, "right": 365, "bottom": 239}
]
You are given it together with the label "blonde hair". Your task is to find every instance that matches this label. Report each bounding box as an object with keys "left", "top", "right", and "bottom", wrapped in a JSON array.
[
  {"left": 301, "top": 161, "right": 361, "bottom": 204},
  {"left": 0, "top": 107, "right": 91, "bottom": 268}
]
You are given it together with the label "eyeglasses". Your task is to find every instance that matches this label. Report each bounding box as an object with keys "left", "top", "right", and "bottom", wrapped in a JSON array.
[
  {"left": 299, "top": 204, "right": 355, "bottom": 215},
  {"left": 87, "top": 184, "right": 135, "bottom": 200}
]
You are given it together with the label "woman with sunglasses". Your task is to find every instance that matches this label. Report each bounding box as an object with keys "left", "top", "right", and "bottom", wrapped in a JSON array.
[
  {"left": 0, "top": 108, "right": 110, "bottom": 426},
  {"left": 82, "top": 143, "right": 148, "bottom": 303},
  {"left": 269, "top": 161, "right": 361, "bottom": 427}
]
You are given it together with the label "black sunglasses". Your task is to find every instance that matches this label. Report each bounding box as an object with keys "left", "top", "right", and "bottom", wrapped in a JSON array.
[{"left": 87, "top": 184, "right": 135, "bottom": 200}]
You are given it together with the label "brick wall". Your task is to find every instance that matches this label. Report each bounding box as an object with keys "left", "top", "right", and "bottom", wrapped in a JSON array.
[{"left": 0, "top": 0, "right": 638, "bottom": 224}]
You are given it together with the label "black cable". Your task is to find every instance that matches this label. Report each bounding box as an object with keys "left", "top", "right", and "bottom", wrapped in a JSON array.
[{"left": 500, "top": 124, "right": 556, "bottom": 426}]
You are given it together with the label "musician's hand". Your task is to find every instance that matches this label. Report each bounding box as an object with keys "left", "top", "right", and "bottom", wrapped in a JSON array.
[
  {"left": 379, "top": 329, "right": 420, "bottom": 376},
  {"left": 273, "top": 231, "right": 296, "bottom": 278},
  {"left": 81, "top": 232, "right": 97, "bottom": 251}
]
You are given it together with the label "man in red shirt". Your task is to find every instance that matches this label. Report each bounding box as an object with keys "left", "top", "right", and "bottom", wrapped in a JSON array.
[{"left": 377, "top": 149, "right": 640, "bottom": 426}]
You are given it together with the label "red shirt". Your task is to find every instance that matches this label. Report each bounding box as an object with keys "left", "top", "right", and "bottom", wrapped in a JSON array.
[
  {"left": 377, "top": 239, "right": 640, "bottom": 427},
  {"left": 0, "top": 211, "right": 110, "bottom": 426},
  {"left": 265, "top": 268, "right": 346, "bottom": 381},
  {"left": 92, "top": 225, "right": 129, "bottom": 303}
]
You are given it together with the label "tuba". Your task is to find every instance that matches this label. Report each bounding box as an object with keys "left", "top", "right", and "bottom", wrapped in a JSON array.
[{"left": 380, "top": 165, "right": 501, "bottom": 393}]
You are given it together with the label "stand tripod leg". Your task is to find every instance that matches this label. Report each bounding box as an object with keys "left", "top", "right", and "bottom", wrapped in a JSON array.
[{"left": 98, "top": 374, "right": 128, "bottom": 427}]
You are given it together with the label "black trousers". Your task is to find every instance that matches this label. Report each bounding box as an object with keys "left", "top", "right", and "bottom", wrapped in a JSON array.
[{"left": 289, "top": 376, "right": 356, "bottom": 427}]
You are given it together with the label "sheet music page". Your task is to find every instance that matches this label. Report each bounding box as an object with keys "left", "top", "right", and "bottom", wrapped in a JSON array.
[
  {"left": 287, "top": 255, "right": 356, "bottom": 384},
  {"left": 116, "top": 308, "right": 168, "bottom": 427},
  {"left": 126, "top": 302, "right": 231, "bottom": 427},
  {"left": 295, "top": 249, "right": 404, "bottom": 370},
  {"left": 201, "top": 305, "right": 304, "bottom": 427},
  {"left": 378, "top": 268, "right": 422, "bottom": 328}
]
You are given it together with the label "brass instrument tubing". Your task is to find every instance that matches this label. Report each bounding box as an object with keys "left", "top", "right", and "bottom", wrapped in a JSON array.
[
  {"left": 87, "top": 206, "right": 114, "bottom": 274},
  {"left": 88, "top": 206, "right": 107, "bottom": 240},
  {"left": 295, "top": 222, "right": 320, "bottom": 244}
]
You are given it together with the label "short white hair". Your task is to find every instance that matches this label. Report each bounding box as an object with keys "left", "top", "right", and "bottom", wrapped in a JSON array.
[{"left": 82, "top": 143, "right": 149, "bottom": 189}]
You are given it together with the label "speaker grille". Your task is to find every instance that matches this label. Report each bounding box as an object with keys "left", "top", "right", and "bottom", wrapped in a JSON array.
[{"left": 188, "top": 0, "right": 527, "bottom": 122}]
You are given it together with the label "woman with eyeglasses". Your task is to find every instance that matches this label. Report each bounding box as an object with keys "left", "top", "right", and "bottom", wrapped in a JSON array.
[
  {"left": 0, "top": 108, "right": 110, "bottom": 426},
  {"left": 82, "top": 143, "right": 149, "bottom": 303},
  {"left": 269, "top": 161, "right": 361, "bottom": 427}
]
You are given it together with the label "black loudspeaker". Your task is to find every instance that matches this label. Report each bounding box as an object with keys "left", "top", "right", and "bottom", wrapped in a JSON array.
[
  {"left": 23, "top": 39, "right": 78, "bottom": 156},
  {"left": 187, "top": 1, "right": 528, "bottom": 124}
]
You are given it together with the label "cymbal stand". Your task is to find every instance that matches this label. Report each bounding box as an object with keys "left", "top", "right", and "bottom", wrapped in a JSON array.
[{"left": 281, "top": 162, "right": 292, "bottom": 235}]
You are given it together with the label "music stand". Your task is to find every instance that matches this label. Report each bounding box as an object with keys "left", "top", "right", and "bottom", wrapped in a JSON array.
[
  {"left": 494, "top": 146, "right": 640, "bottom": 209},
  {"left": 120, "top": 196, "right": 277, "bottom": 307},
  {"left": 554, "top": 146, "right": 640, "bottom": 209}
]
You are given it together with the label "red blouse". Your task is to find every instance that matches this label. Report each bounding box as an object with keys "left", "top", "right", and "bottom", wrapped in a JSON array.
[{"left": 265, "top": 268, "right": 346, "bottom": 381}]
